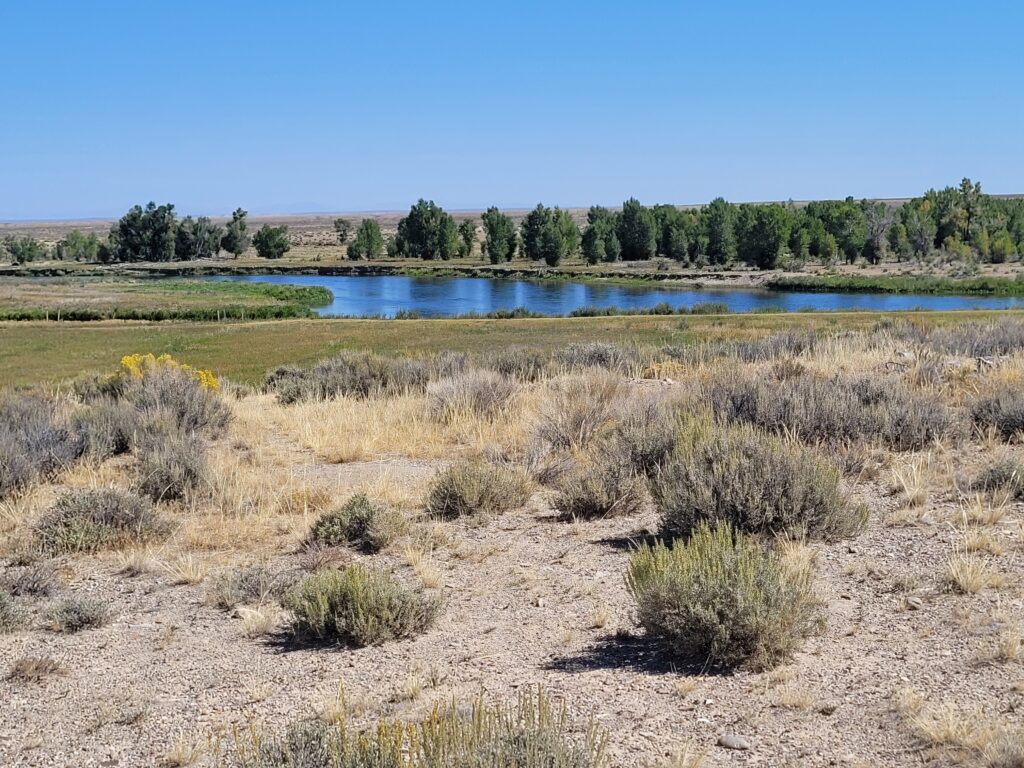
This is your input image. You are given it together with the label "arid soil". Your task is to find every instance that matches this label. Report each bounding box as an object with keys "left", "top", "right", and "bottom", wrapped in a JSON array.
[{"left": 1, "top": 341, "right": 1023, "bottom": 768}]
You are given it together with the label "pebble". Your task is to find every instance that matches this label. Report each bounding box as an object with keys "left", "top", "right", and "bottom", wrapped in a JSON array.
[
  {"left": 717, "top": 733, "right": 752, "bottom": 750},
  {"left": 905, "top": 596, "right": 924, "bottom": 610}
]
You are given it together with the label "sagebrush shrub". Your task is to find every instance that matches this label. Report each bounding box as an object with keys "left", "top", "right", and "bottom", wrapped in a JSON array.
[
  {"left": 0, "top": 395, "right": 83, "bottom": 498},
  {"left": 306, "top": 494, "right": 407, "bottom": 553},
  {"left": 124, "top": 363, "right": 230, "bottom": 435},
  {"left": 426, "top": 460, "right": 533, "bottom": 519},
  {"left": 971, "top": 457, "right": 1024, "bottom": 498},
  {"left": 0, "top": 588, "right": 23, "bottom": 634},
  {"left": 240, "top": 688, "right": 607, "bottom": 768},
  {"left": 555, "top": 342, "right": 638, "bottom": 373},
  {"left": 709, "top": 370, "right": 955, "bottom": 451},
  {"left": 485, "top": 346, "right": 549, "bottom": 382},
  {"left": 45, "top": 595, "right": 112, "bottom": 633},
  {"left": 971, "top": 386, "right": 1024, "bottom": 440},
  {"left": 626, "top": 523, "right": 819, "bottom": 670},
  {"left": 35, "top": 487, "right": 169, "bottom": 555},
  {"left": 268, "top": 351, "right": 429, "bottom": 403},
  {"left": 554, "top": 443, "right": 647, "bottom": 520},
  {"left": 426, "top": 369, "right": 515, "bottom": 422},
  {"left": 533, "top": 372, "right": 622, "bottom": 452},
  {"left": 4, "top": 562, "right": 59, "bottom": 597},
  {"left": 135, "top": 422, "right": 208, "bottom": 501},
  {"left": 208, "top": 564, "right": 298, "bottom": 610},
  {"left": 73, "top": 398, "right": 140, "bottom": 459},
  {"left": 607, "top": 394, "right": 677, "bottom": 475},
  {"left": 652, "top": 423, "right": 866, "bottom": 540},
  {"left": 287, "top": 564, "right": 440, "bottom": 646}
]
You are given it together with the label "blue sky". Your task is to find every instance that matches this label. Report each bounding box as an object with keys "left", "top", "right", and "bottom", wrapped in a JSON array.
[{"left": 1, "top": 1, "right": 1022, "bottom": 220}]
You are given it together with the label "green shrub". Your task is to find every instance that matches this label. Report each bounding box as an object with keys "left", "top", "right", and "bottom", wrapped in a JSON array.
[
  {"left": 425, "top": 370, "right": 515, "bottom": 422},
  {"left": 45, "top": 595, "right": 112, "bottom": 633},
  {"left": 651, "top": 424, "right": 866, "bottom": 541},
  {"left": 971, "top": 457, "right": 1024, "bottom": 497},
  {"left": 4, "top": 562, "right": 59, "bottom": 597},
  {"left": 238, "top": 688, "right": 607, "bottom": 768},
  {"left": 306, "top": 494, "right": 407, "bottom": 553},
  {"left": 971, "top": 386, "right": 1024, "bottom": 440},
  {"left": 0, "top": 589, "right": 23, "bottom": 634},
  {"left": 626, "top": 523, "right": 819, "bottom": 670},
  {"left": 287, "top": 565, "right": 440, "bottom": 646},
  {"left": 34, "top": 488, "right": 169, "bottom": 555},
  {"left": 135, "top": 423, "right": 207, "bottom": 501},
  {"left": 426, "top": 460, "right": 533, "bottom": 520}
]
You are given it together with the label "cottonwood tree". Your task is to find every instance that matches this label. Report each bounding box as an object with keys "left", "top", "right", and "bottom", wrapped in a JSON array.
[
  {"left": 346, "top": 219, "right": 384, "bottom": 260},
  {"left": 221, "top": 208, "right": 250, "bottom": 258},
  {"left": 617, "top": 198, "right": 656, "bottom": 261},
  {"left": 175, "top": 216, "right": 224, "bottom": 260},
  {"left": 481, "top": 207, "right": 517, "bottom": 263},
  {"left": 252, "top": 225, "right": 290, "bottom": 259},
  {"left": 704, "top": 197, "right": 737, "bottom": 264},
  {"left": 333, "top": 218, "right": 353, "bottom": 244},
  {"left": 54, "top": 230, "right": 101, "bottom": 262},
  {"left": 457, "top": 219, "right": 476, "bottom": 258},
  {"left": 106, "top": 202, "right": 178, "bottom": 262},
  {"left": 393, "top": 199, "right": 459, "bottom": 260}
]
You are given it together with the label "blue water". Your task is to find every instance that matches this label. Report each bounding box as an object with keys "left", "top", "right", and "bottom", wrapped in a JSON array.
[{"left": 211, "top": 274, "right": 1024, "bottom": 317}]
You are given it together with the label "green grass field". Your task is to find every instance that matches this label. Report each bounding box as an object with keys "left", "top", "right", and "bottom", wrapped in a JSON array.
[{"left": 2, "top": 309, "right": 1019, "bottom": 387}]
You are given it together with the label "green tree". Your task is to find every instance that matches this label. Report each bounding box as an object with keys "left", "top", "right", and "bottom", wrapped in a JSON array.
[
  {"left": 333, "top": 218, "right": 353, "bottom": 244},
  {"left": 107, "top": 202, "right": 178, "bottom": 262},
  {"left": 581, "top": 206, "right": 617, "bottom": 264},
  {"left": 457, "top": 219, "right": 476, "bottom": 258},
  {"left": 393, "top": 199, "right": 459, "bottom": 260},
  {"left": 252, "top": 225, "right": 290, "bottom": 259},
  {"left": 605, "top": 231, "right": 622, "bottom": 262},
  {"left": 704, "top": 197, "right": 737, "bottom": 264},
  {"left": 2, "top": 235, "right": 47, "bottom": 264},
  {"left": 539, "top": 214, "right": 567, "bottom": 267},
  {"left": 481, "top": 207, "right": 517, "bottom": 264},
  {"left": 346, "top": 219, "right": 384, "bottom": 260},
  {"left": 54, "top": 230, "right": 101, "bottom": 262},
  {"left": 555, "top": 208, "right": 580, "bottom": 259},
  {"left": 175, "top": 216, "right": 224, "bottom": 260},
  {"left": 861, "top": 202, "right": 893, "bottom": 265},
  {"left": 520, "top": 203, "right": 551, "bottom": 262},
  {"left": 616, "top": 198, "right": 657, "bottom": 261},
  {"left": 221, "top": 208, "right": 250, "bottom": 259},
  {"left": 745, "top": 205, "right": 791, "bottom": 269},
  {"left": 990, "top": 230, "right": 1016, "bottom": 264}
]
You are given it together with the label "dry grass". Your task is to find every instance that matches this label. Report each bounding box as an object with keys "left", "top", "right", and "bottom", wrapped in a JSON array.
[
  {"left": 237, "top": 604, "right": 283, "bottom": 638},
  {"left": 164, "top": 732, "right": 206, "bottom": 767},
  {"left": 163, "top": 554, "right": 207, "bottom": 585},
  {"left": 944, "top": 550, "right": 1007, "bottom": 594}
]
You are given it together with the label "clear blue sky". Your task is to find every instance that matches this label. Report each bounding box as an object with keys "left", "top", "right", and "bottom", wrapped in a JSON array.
[{"left": 2, "top": 1, "right": 1022, "bottom": 220}]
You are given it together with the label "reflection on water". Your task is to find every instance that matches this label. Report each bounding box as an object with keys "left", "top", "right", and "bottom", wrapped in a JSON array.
[{"left": 210, "top": 274, "right": 1024, "bottom": 317}]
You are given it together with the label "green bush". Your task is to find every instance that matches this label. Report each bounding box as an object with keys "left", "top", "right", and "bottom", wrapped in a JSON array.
[
  {"left": 45, "top": 595, "right": 113, "bottom": 633},
  {"left": 971, "top": 386, "right": 1024, "bottom": 440},
  {"left": 238, "top": 688, "right": 607, "bottom": 768},
  {"left": 306, "top": 494, "right": 407, "bottom": 553},
  {"left": 426, "top": 460, "right": 533, "bottom": 520},
  {"left": 287, "top": 564, "right": 440, "bottom": 646},
  {"left": 135, "top": 422, "right": 208, "bottom": 501},
  {"left": 651, "top": 424, "right": 866, "bottom": 540},
  {"left": 35, "top": 488, "right": 169, "bottom": 555},
  {"left": 626, "top": 523, "right": 819, "bottom": 670}
]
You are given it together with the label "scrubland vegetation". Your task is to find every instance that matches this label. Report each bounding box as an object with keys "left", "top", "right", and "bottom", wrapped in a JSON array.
[{"left": 2, "top": 316, "right": 1024, "bottom": 765}]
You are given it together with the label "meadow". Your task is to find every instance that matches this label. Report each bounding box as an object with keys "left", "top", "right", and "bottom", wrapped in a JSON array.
[{"left": 1, "top": 315, "right": 1023, "bottom": 766}]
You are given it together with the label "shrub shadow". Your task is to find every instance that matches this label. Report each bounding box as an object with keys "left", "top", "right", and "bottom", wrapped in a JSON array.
[{"left": 545, "top": 632, "right": 728, "bottom": 677}]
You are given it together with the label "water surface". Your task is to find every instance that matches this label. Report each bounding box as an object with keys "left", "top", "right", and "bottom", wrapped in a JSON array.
[{"left": 211, "top": 274, "right": 1024, "bottom": 317}]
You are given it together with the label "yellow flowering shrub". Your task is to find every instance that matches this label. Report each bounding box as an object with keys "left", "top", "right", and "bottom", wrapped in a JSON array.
[
  {"left": 119, "top": 353, "right": 219, "bottom": 391},
  {"left": 641, "top": 360, "right": 690, "bottom": 381}
]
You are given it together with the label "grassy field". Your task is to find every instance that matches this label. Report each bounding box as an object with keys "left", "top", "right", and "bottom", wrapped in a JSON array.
[
  {"left": 2, "top": 309, "right": 1020, "bottom": 387},
  {"left": 0, "top": 277, "right": 330, "bottom": 320}
]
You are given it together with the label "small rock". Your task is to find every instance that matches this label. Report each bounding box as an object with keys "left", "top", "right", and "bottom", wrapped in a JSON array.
[
  {"left": 905, "top": 596, "right": 924, "bottom": 611},
  {"left": 533, "top": 597, "right": 546, "bottom": 608},
  {"left": 818, "top": 702, "right": 838, "bottom": 716},
  {"left": 717, "top": 733, "right": 752, "bottom": 750}
]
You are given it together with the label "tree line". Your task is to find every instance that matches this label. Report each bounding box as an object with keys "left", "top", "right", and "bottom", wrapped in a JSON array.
[{"left": 3, "top": 179, "right": 1022, "bottom": 268}]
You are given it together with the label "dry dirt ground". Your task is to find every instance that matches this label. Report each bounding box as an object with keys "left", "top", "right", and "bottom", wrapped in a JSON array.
[{"left": 1, "top": 355, "right": 1023, "bottom": 767}]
